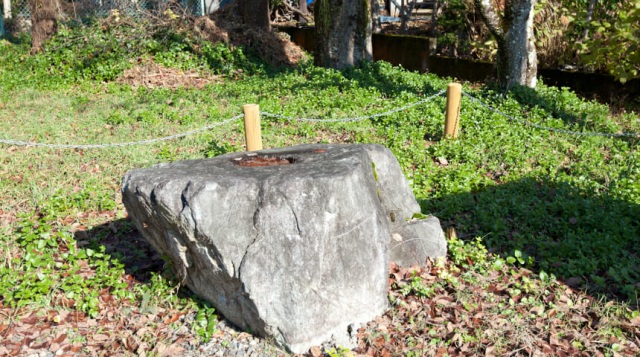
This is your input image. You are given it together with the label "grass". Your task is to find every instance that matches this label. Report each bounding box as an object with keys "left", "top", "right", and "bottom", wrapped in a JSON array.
[{"left": 1, "top": 18, "right": 639, "bottom": 356}]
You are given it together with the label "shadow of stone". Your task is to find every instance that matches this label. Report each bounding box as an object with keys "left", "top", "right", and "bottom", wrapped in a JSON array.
[
  {"left": 75, "top": 215, "right": 291, "bottom": 347},
  {"left": 419, "top": 175, "right": 640, "bottom": 307},
  {"left": 74, "top": 217, "right": 165, "bottom": 284}
]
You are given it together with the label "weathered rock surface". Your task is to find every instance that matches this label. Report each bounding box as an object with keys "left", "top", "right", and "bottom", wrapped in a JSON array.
[
  {"left": 390, "top": 216, "right": 447, "bottom": 267},
  {"left": 121, "top": 143, "right": 446, "bottom": 353}
]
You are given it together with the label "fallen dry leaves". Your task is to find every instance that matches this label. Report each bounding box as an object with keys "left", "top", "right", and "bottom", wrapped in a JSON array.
[
  {"left": 117, "top": 60, "right": 220, "bottom": 90},
  {"left": 0, "top": 295, "right": 193, "bottom": 356},
  {"left": 355, "top": 260, "right": 640, "bottom": 356}
]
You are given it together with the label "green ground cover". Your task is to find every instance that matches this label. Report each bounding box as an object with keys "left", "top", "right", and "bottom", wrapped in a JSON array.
[{"left": 0, "top": 20, "right": 638, "bottom": 355}]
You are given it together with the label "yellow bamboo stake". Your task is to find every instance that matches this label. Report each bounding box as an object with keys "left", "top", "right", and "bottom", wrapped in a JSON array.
[
  {"left": 242, "top": 104, "right": 263, "bottom": 151},
  {"left": 444, "top": 83, "right": 462, "bottom": 139}
]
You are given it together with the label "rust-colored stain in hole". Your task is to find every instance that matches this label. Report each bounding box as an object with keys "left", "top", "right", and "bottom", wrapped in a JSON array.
[{"left": 232, "top": 156, "right": 297, "bottom": 167}]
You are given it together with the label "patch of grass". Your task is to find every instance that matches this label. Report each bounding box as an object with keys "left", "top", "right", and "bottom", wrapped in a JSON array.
[{"left": 1, "top": 18, "right": 639, "bottom": 356}]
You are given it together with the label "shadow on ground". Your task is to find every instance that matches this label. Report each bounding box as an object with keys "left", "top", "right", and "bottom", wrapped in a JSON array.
[
  {"left": 419, "top": 175, "right": 640, "bottom": 307},
  {"left": 74, "top": 218, "right": 165, "bottom": 284},
  {"left": 277, "top": 60, "right": 441, "bottom": 101}
]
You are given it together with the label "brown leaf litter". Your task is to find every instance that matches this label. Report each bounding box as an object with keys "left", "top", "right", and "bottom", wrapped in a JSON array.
[
  {"left": 116, "top": 5, "right": 307, "bottom": 90},
  {"left": 117, "top": 60, "right": 221, "bottom": 90},
  {"left": 354, "top": 259, "right": 640, "bottom": 356}
]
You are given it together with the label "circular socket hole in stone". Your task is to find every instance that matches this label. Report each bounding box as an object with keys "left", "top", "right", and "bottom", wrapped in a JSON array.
[{"left": 232, "top": 155, "right": 298, "bottom": 167}]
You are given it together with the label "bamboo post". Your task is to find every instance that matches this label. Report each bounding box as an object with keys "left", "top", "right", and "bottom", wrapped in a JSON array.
[
  {"left": 243, "top": 104, "right": 263, "bottom": 151},
  {"left": 444, "top": 83, "right": 462, "bottom": 139}
]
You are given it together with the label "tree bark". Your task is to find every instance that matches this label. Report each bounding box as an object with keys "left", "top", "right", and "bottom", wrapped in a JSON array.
[
  {"left": 241, "top": 0, "right": 270, "bottom": 31},
  {"left": 3, "top": 0, "right": 11, "bottom": 19},
  {"left": 428, "top": 0, "right": 441, "bottom": 36},
  {"left": 298, "top": 0, "right": 307, "bottom": 25},
  {"left": 372, "top": 0, "right": 382, "bottom": 33},
  {"left": 30, "top": 0, "right": 58, "bottom": 54},
  {"left": 580, "top": 0, "right": 597, "bottom": 41},
  {"left": 475, "top": 0, "right": 537, "bottom": 88},
  {"left": 203, "top": 0, "right": 223, "bottom": 15},
  {"left": 314, "top": 0, "right": 373, "bottom": 69}
]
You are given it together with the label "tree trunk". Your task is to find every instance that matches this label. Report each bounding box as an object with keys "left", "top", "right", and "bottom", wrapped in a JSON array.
[
  {"left": 580, "top": 0, "right": 597, "bottom": 41},
  {"left": 475, "top": 0, "right": 537, "bottom": 88},
  {"left": 241, "top": 0, "right": 270, "bottom": 31},
  {"left": 203, "top": 0, "right": 223, "bottom": 15},
  {"left": 428, "top": 0, "right": 441, "bottom": 36},
  {"left": 30, "top": 0, "right": 58, "bottom": 54},
  {"left": 298, "top": 0, "right": 307, "bottom": 25},
  {"left": 372, "top": 0, "right": 382, "bottom": 33},
  {"left": 502, "top": 0, "right": 537, "bottom": 88},
  {"left": 314, "top": 0, "right": 373, "bottom": 69},
  {"left": 3, "top": 0, "right": 11, "bottom": 19}
]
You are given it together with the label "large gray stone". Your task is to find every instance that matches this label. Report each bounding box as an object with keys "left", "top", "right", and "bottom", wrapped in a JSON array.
[{"left": 121, "top": 143, "right": 446, "bottom": 353}]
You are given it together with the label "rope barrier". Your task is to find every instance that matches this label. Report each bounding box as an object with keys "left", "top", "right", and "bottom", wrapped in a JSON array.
[
  {"left": 0, "top": 114, "right": 244, "bottom": 149},
  {"left": 1, "top": 87, "right": 638, "bottom": 150},
  {"left": 262, "top": 90, "right": 447, "bottom": 123},
  {"left": 462, "top": 92, "right": 640, "bottom": 139},
  {"left": 0, "top": 91, "right": 447, "bottom": 149}
]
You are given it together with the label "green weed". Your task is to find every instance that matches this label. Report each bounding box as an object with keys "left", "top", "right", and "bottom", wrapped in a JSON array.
[{"left": 1, "top": 212, "right": 133, "bottom": 317}]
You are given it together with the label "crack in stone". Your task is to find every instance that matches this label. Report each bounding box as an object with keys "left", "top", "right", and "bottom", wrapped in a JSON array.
[
  {"left": 292, "top": 209, "right": 302, "bottom": 236},
  {"left": 237, "top": 181, "right": 265, "bottom": 280},
  {"left": 277, "top": 187, "right": 303, "bottom": 237},
  {"left": 181, "top": 181, "right": 196, "bottom": 231}
]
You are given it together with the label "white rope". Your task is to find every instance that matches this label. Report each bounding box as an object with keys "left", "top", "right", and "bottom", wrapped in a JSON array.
[
  {"left": 261, "top": 90, "right": 447, "bottom": 123},
  {"left": 462, "top": 92, "right": 640, "bottom": 138},
  {"left": 3, "top": 88, "right": 637, "bottom": 151},
  {"left": 0, "top": 114, "right": 244, "bottom": 149}
]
